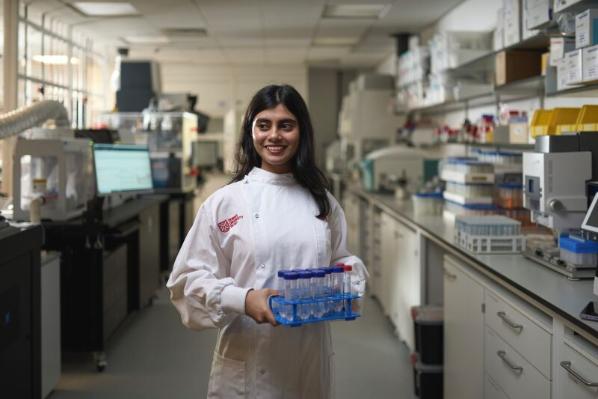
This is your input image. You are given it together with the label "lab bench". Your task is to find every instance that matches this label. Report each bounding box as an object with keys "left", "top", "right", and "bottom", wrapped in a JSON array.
[
  {"left": 42, "top": 195, "right": 168, "bottom": 371},
  {"left": 342, "top": 185, "right": 598, "bottom": 399}
]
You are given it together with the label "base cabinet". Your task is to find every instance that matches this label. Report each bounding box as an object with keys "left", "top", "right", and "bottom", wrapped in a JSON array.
[{"left": 443, "top": 257, "right": 485, "bottom": 399}]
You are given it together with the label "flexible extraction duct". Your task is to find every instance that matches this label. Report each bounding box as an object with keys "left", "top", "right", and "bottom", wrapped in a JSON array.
[{"left": 0, "top": 100, "right": 70, "bottom": 140}]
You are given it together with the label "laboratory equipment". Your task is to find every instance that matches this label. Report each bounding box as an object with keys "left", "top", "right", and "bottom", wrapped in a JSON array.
[
  {"left": 522, "top": 133, "right": 598, "bottom": 279},
  {"left": 337, "top": 74, "right": 400, "bottom": 168},
  {"left": 270, "top": 266, "right": 361, "bottom": 327},
  {"left": 191, "top": 140, "right": 219, "bottom": 168},
  {"left": 559, "top": 235, "right": 598, "bottom": 268},
  {"left": 454, "top": 215, "right": 525, "bottom": 254},
  {"left": 360, "top": 146, "right": 425, "bottom": 192},
  {"left": 98, "top": 112, "right": 197, "bottom": 193},
  {"left": 523, "top": 151, "right": 591, "bottom": 230},
  {"left": 93, "top": 144, "right": 153, "bottom": 195},
  {"left": 443, "top": 181, "right": 494, "bottom": 205},
  {"left": 413, "top": 192, "right": 444, "bottom": 216},
  {"left": 13, "top": 129, "right": 93, "bottom": 222},
  {"left": 116, "top": 60, "right": 162, "bottom": 112},
  {"left": 581, "top": 193, "right": 598, "bottom": 302}
]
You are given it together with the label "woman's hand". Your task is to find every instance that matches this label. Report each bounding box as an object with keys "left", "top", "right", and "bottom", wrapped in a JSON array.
[{"left": 244, "top": 288, "right": 279, "bottom": 326}]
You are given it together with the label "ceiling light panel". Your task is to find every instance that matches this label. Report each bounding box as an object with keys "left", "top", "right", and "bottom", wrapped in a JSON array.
[
  {"left": 322, "top": 4, "right": 390, "bottom": 19},
  {"left": 123, "top": 35, "right": 170, "bottom": 44},
  {"left": 72, "top": 2, "right": 139, "bottom": 17}
]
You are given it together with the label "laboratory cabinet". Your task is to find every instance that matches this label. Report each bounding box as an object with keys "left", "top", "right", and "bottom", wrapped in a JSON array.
[
  {"left": 557, "top": 334, "right": 598, "bottom": 398},
  {"left": 378, "top": 212, "right": 420, "bottom": 350},
  {"left": 443, "top": 256, "right": 485, "bottom": 399}
]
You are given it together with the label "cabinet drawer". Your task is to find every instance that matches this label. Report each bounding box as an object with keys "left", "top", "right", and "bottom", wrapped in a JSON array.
[
  {"left": 485, "top": 374, "right": 510, "bottom": 399},
  {"left": 485, "top": 326, "right": 551, "bottom": 399},
  {"left": 485, "top": 290, "right": 552, "bottom": 378},
  {"left": 558, "top": 340, "right": 598, "bottom": 398}
]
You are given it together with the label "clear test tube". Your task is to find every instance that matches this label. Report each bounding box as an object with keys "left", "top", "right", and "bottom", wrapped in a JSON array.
[
  {"left": 342, "top": 265, "right": 353, "bottom": 316},
  {"left": 276, "top": 270, "right": 287, "bottom": 320},
  {"left": 331, "top": 265, "right": 344, "bottom": 313},
  {"left": 285, "top": 271, "right": 299, "bottom": 321},
  {"left": 298, "top": 270, "right": 312, "bottom": 320},
  {"left": 323, "top": 267, "right": 333, "bottom": 315},
  {"left": 313, "top": 269, "right": 326, "bottom": 318}
]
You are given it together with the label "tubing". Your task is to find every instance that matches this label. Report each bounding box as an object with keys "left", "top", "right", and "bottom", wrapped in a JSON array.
[{"left": 0, "top": 100, "right": 70, "bottom": 140}]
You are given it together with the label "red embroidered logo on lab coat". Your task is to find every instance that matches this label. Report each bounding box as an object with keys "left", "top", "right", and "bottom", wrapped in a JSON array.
[{"left": 217, "top": 214, "right": 243, "bottom": 233}]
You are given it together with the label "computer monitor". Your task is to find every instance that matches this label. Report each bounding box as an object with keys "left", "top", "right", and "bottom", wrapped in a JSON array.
[{"left": 93, "top": 144, "right": 153, "bottom": 195}]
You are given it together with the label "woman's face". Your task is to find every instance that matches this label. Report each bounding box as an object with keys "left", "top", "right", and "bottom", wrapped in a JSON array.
[{"left": 252, "top": 104, "right": 300, "bottom": 174}]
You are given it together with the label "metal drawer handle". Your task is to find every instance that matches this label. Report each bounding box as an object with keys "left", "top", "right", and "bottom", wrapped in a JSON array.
[
  {"left": 497, "top": 311, "right": 524, "bottom": 334},
  {"left": 497, "top": 350, "right": 523, "bottom": 375},
  {"left": 560, "top": 361, "right": 598, "bottom": 387}
]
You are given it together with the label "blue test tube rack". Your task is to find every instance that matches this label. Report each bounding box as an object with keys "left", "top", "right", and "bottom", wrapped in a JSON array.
[{"left": 268, "top": 293, "right": 361, "bottom": 327}]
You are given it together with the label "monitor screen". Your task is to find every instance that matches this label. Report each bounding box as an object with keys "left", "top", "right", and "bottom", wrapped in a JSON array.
[
  {"left": 582, "top": 193, "right": 598, "bottom": 233},
  {"left": 93, "top": 144, "right": 153, "bottom": 195}
]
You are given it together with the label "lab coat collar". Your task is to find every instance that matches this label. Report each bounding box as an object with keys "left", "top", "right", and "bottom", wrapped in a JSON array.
[{"left": 247, "top": 167, "right": 296, "bottom": 185}]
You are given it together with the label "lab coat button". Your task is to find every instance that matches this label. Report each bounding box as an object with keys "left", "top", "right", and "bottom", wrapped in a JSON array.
[
  {"left": 259, "top": 263, "right": 265, "bottom": 269},
  {"left": 254, "top": 213, "right": 260, "bottom": 219}
]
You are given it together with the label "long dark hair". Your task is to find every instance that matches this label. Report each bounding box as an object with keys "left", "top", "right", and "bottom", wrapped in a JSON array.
[{"left": 231, "top": 84, "right": 330, "bottom": 219}]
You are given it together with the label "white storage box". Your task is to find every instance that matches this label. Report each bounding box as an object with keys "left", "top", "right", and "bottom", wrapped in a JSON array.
[
  {"left": 576, "top": 9, "right": 598, "bottom": 49},
  {"left": 495, "top": 8, "right": 505, "bottom": 51},
  {"left": 524, "top": 0, "right": 552, "bottom": 30},
  {"left": 504, "top": 0, "right": 522, "bottom": 47},
  {"left": 550, "top": 37, "right": 576, "bottom": 66},
  {"left": 582, "top": 44, "right": 598, "bottom": 81},
  {"left": 413, "top": 192, "right": 443, "bottom": 216},
  {"left": 565, "top": 49, "right": 583, "bottom": 84},
  {"left": 559, "top": 235, "right": 598, "bottom": 267}
]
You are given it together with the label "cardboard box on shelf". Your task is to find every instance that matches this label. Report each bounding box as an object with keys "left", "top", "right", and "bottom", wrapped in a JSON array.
[
  {"left": 550, "top": 37, "right": 576, "bottom": 66},
  {"left": 493, "top": 122, "right": 529, "bottom": 144},
  {"left": 576, "top": 9, "right": 598, "bottom": 49},
  {"left": 582, "top": 44, "right": 598, "bottom": 81},
  {"left": 504, "top": 0, "right": 522, "bottom": 47},
  {"left": 566, "top": 49, "right": 583, "bottom": 84},
  {"left": 557, "top": 58, "right": 569, "bottom": 90},
  {"left": 524, "top": 0, "right": 552, "bottom": 29},
  {"left": 542, "top": 52, "right": 549, "bottom": 75},
  {"left": 494, "top": 8, "right": 505, "bottom": 51},
  {"left": 495, "top": 50, "right": 542, "bottom": 86}
]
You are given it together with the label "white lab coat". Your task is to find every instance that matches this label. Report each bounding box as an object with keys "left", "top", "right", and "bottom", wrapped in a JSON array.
[{"left": 167, "top": 167, "right": 368, "bottom": 399}]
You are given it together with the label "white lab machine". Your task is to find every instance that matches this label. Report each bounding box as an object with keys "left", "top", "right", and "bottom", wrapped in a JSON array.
[
  {"left": 523, "top": 151, "right": 592, "bottom": 231},
  {"left": 338, "top": 74, "right": 402, "bottom": 167},
  {"left": 13, "top": 128, "right": 93, "bottom": 222},
  {"left": 360, "top": 146, "right": 425, "bottom": 193}
]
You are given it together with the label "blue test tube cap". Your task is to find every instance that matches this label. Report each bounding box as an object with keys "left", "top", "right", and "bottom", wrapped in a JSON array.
[
  {"left": 313, "top": 269, "right": 325, "bottom": 278},
  {"left": 330, "top": 265, "right": 344, "bottom": 273},
  {"left": 285, "top": 271, "right": 299, "bottom": 280},
  {"left": 298, "top": 270, "right": 313, "bottom": 278},
  {"left": 322, "top": 267, "right": 333, "bottom": 275},
  {"left": 277, "top": 270, "right": 286, "bottom": 278}
]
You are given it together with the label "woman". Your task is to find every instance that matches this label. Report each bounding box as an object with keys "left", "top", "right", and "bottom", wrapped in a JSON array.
[{"left": 167, "top": 84, "right": 367, "bottom": 398}]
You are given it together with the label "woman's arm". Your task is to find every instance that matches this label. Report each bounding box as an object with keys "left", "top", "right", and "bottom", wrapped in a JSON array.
[
  {"left": 166, "top": 205, "right": 252, "bottom": 330},
  {"left": 328, "top": 193, "right": 369, "bottom": 295}
]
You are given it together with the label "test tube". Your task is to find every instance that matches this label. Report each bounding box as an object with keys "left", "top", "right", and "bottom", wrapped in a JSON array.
[
  {"left": 298, "top": 270, "right": 312, "bottom": 320},
  {"left": 331, "top": 265, "right": 344, "bottom": 313},
  {"left": 285, "top": 271, "right": 299, "bottom": 321},
  {"left": 276, "top": 270, "right": 287, "bottom": 320},
  {"left": 313, "top": 269, "right": 326, "bottom": 318},
  {"left": 342, "top": 265, "right": 353, "bottom": 316},
  {"left": 322, "top": 267, "right": 333, "bottom": 315}
]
